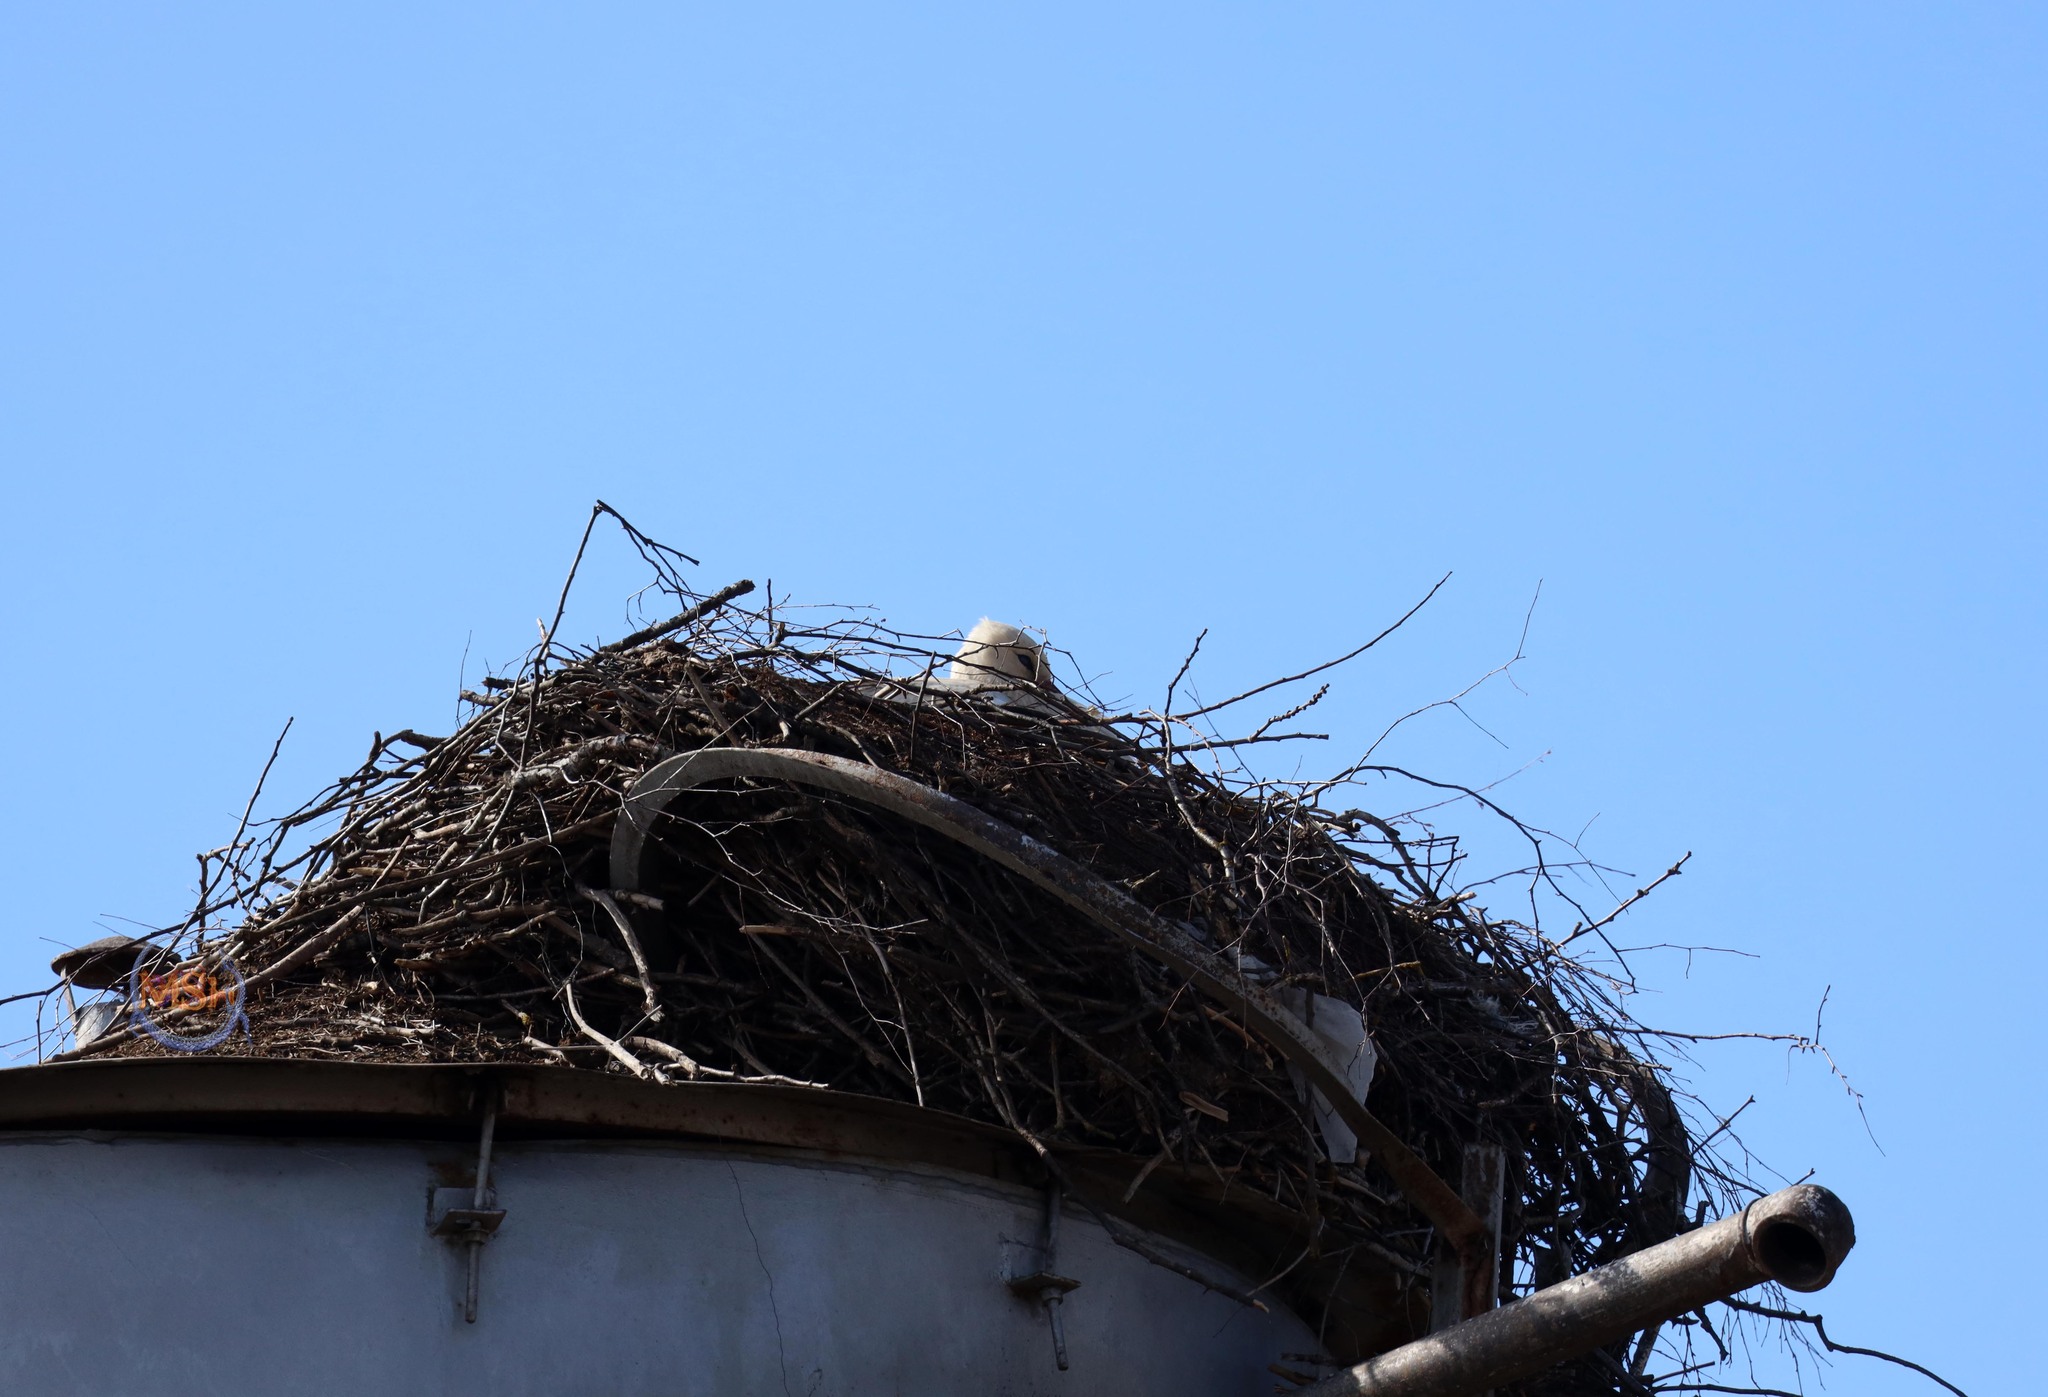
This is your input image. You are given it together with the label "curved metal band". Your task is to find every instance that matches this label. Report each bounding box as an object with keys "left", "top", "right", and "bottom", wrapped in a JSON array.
[{"left": 610, "top": 746, "right": 1486, "bottom": 1259}]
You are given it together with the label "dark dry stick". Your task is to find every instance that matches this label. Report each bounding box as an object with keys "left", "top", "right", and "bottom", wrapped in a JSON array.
[{"left": 601, "top": 578, "right": 757, "bottom": 654}]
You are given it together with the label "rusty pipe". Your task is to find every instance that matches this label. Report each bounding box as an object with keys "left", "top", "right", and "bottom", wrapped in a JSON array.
[
  {"left": 609, "top": 746, "right": 1490, "bottom": 1262},
  {"left": 1299, "top": 1183, "right": 1856, "bottom": 1397}
]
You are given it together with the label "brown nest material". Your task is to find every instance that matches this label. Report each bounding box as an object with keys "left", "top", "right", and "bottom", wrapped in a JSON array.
[{"left": 39, "top": 524, "right": 1768, "bottom": 1393}]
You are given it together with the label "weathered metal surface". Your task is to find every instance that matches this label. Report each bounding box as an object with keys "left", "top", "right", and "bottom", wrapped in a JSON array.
[
  {"left": 0, "top": 1127, "right": 1319, "bottom": 1395},
  {"left": 610, "top": 745, "right": 1489, "bottom": 1263},
  {"left": 0, "top": 1057, "right": 1038, "bottom": 1164},
  {"left": 0, "top": 1058, "right": 1417, "bottom": 1357},
  {"left": 1298, "top": 1183, "right": 1856, "bottom": 1397},
  {"left": 1429, "top": 1144, "right": 1506, "bottom": 1334}
]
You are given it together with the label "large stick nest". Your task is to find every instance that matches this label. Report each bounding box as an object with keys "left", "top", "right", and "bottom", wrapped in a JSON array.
[{"left": 51, "top": 531, "right": 1757, "bottom": 1393}]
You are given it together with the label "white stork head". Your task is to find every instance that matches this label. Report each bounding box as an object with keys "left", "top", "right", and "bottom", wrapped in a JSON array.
[{"left": 946, "top": 618, "right": 1049, "bottom": 690}]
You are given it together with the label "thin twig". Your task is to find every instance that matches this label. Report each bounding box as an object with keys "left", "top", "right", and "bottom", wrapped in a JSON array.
[{"left": 1720, "top": 1300, "right": 1969, "bottom": 1396}]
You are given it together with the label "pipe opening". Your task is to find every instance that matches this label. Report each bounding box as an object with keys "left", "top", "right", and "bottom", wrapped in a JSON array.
[{"left": 1752, "top": 1218, "right": 1829, "bottom": 1290}]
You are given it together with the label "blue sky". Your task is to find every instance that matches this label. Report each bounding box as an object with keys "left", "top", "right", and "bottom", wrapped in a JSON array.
[{"left": 2, "top": 7, "right": 2039, "bottom": 1391}]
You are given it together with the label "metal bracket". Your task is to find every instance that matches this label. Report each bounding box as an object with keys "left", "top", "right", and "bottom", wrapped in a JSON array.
[
  {"left": 1007, "top": 1184, "right": 1080, "bottom": 1371},
  {"left": 431, "top": 1091, "right": 502, "bottom": 1323},
  {"left": 430, "top": 1187, "right": 505, "bottom": 1241},
  {"left": 1004, "top": 1272, "right": 1082, "bottom": 1299},
  {"left": 1430, "top": 1144, "right": 1505, "bottom": 1332}
]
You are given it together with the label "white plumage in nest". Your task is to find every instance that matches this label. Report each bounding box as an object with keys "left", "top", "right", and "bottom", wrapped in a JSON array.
[{"left": 938, "top": 618, "right": 1050, "bottom": 692}]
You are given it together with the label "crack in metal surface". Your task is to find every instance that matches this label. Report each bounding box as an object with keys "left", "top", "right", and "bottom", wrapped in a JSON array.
[{"left": 728, "top": 1160, "right": 795, "bottom": 1397}]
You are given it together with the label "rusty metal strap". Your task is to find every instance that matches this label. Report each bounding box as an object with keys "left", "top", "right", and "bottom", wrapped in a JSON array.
[{"left": 609, "top": 746, "right": 1487, "bottom": 1260}]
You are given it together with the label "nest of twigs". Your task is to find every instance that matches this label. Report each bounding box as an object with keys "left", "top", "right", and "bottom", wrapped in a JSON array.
[{"left": 45, "top": 518, "right": 1779, "bottom": 1394}]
